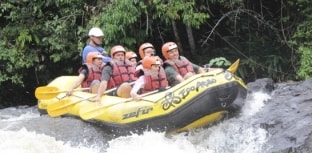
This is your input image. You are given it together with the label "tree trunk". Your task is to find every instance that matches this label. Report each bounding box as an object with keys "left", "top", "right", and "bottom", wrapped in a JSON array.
[
  {"left": 186, "top": 25, "right": 196, "bottom": 55},
  {"left": 171, "top": 20, "right": 184, "bottom": 55}
]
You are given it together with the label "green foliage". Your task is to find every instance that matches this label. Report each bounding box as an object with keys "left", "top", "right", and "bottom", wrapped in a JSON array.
[
  {"left": 296, "top": 47, "right": 312, "bottom": 79},
  {"left": 90, "top": 0, "right": 210, "bottom": 53},
  {"left": 0, "top": 0, "right": 85, "bottom": 87},
  {"left": 287, "top": 0, "right": 312, "bottom": 79},
  {"left": 0, "top": 0, "right": 86, "bottom": 107},
  {"left": 97, "top": 0, "right": 141, "bottom": 47},
  {"left": 154, "top": 0, "right": 209, "bottom": 28},
  {"left": 1, "top": 0, "right": 312, "bottom": 107},
  {"left": 208, "top": 57, "right": 231, "bottom": 68},
  {"left": 200, "top": 0, "right": 304, "bottom": 82}
]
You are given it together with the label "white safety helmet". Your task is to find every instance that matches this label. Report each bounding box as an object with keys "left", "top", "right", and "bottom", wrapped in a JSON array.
[{"left": 88, "top": 27, "right": 104, "bottom": 37}]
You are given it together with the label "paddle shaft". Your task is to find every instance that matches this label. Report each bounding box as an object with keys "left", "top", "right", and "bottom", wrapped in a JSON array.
[
  {"left": 35, "top": 87, "right": 90, "bottom": 100},
  {"left": 46, "top": 84, "right": 128, "bottom": 117},
  {"left": 80, "top": 87, "right": 170, "bottom": 120},
  {"left": 50, "top": 87, "right": 90, "bottom": 94},
  {"left": 47, "top": 95, "right": 97, "bottom": 117},
  {"left": 101, "top": 86, "right": 170, "bottom": 108}
]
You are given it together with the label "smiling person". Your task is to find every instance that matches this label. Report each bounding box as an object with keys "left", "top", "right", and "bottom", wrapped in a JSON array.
[
  {"left": 96, "top": 45, "right": 137, "bottom": 102},
  {"left": 161, "top": 42, "right": 206, "bottom": 86},
  {"left": 130, "top": 56, "right": 168, "bottom": 101},
  {"left": 136, "top": 42, "right": 163, "bottom": 71},
  {"left": 67, "top": 52, "right": 104, "bottom": 96},
  {"left": 82, "top": 27, "right": 111, "bottom": 64},
  {"left": 125, "top": 51, "right": 138, "bottom": 67}
]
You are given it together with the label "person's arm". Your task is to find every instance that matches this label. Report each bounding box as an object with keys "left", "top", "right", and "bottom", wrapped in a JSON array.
[
  {"left": 175, "top": 74, "right": 184, "bottom": 82},
  {"left": 95, "top": 65, "right": 112, "bottom": 102},
  {"left": 96, "top": 80, "right": 108, "bottom": 102},
  {"left": 192, "top": 63, "right": 205, "bottom": 74},
  {"left": 130, "top": 76, "right": 145, "bottom": 101},
  {"left": 67, "top": 69, "right": 87, "bottom": 96},
  {"left": 165, "top": 65, "right": 184, "bottom": 83},
  {"left": 197, "top": 67, "right": 205, "bottom": 73}
]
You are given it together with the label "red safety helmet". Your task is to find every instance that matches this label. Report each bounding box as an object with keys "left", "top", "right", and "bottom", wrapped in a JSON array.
[
  {"left": 161, "top": 42, "right": 178, "bottom": 59},
  {"left": 142, "top": 56, "right": 161, "bottom": 69},
  {"left": 139, "top": 43, "right": 154, "bottom": 59},
  {"left": 86, "top": 52, "right": 104, "bottom": 64},
  {"left": 110, "top": 45, "right": 126, "bottom": 57},
  {"left": 125, "top": 51, "right": 138, "bottom": 60}
]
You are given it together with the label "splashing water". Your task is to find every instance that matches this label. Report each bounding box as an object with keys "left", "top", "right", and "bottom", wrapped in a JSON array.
[
  {"left": 105, "top": 92, "right": 272, "bottom": 153},
  {"left": 0, "top": 128, "right": 100, "bottom": 153},
  {"left": 0, "top": 92, "right": 272, "bottom": 153},
  {"left": 241, "top": 91, "right": 271, "bottom": 117}
]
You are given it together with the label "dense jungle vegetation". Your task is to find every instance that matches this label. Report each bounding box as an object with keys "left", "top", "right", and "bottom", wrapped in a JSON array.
[{"left": 0, "top": 0, "right": 311, "bottom": 108}]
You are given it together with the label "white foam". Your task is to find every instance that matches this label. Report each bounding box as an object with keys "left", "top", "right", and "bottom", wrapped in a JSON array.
[
  {"left": 241, "top": 91, "right": 271, "bottom": 117},
  {"left": 0, "top": 128, "right": 99, "bottom": 153},
  {"left": 105, "top": 91, "right": 272, "bottom": 153},
  {"left": 107, "top": 130, "right": 203, "bottom": 153}
]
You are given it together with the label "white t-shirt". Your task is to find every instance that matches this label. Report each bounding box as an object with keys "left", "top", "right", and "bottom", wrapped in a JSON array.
[
  {"left": 135, "top": 64, "right": 143, "bottom": 71},
  {"left": 130, "top": 76, "right": 146, "bottom": 96}
]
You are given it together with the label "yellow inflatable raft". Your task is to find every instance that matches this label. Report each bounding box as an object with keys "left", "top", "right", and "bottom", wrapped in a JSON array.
[{"left": 36, "top": 60, "right": 247, "bottom": 134}]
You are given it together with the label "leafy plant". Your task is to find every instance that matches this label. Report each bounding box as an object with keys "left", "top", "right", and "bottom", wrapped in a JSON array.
[
  {"left": 296, "top": 47, "right": 312, "bottom": 79},
  {"left": 207, "top": 57, "right": 231, "bottom": 68}
]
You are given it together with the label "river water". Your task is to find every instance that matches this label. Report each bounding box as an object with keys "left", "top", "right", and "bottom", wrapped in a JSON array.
[{"left": 0, "top": 92, "right": 271, "bottom": 153}]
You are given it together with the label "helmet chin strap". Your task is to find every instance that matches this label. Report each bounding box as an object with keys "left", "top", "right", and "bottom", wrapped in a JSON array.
[{"left": 91, "top": 38, "right": 100, "bottom": 46}]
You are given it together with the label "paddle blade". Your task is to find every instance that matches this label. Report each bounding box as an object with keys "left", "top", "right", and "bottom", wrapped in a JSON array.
[
  {"left": 227, "top": 59, "right": 240, "bottom": 73},
  {"left": 47, "top": 99, "right": 79, "bottom": 117},
  {"left": 35, "top": 86, "right": 60, "bottom": 100}
]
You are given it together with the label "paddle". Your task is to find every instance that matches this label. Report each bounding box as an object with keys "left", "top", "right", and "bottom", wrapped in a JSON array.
[
  {"left": 79, "top": 88, "right": 167, "bottom": 120},
  {"left": 227, "top": 59, "right": 240, "bottom": 73},
  {"left": 35, "top": 86, "right": 90, "bottom": 100},
  {"left": 46, "top": 82, "right": 134, "bottom": 117},
  {"left": 47, "top": 95, "right": 95, "bottom": 117}
]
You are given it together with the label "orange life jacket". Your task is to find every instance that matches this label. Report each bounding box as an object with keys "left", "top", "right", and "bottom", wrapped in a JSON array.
[
  {"left": 140, "top": 68, "right": 168, "bottom": 94},
  {"left": 107, "top": 60, "right": 137, "bottom": 89},
  {"left": 79, "top": 64, "right": 102, "bottom": 88},
  {"left": 164, "top": 56, "right": 194, "bottom": 77}
]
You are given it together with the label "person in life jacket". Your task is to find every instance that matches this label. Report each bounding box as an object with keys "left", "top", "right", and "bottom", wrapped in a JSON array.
[
  {"left": 66, "top": 52, "right": 104, "bottom": 96},
  {"left": 125, "top": 51, "right": 138, "bottom": 67},
  {"left": 136, "top": 42, "right": 163, "bottom": 71},
  {"left": 161, "top": 42, "right": 205, "bottom": 86},
  {"left": 130, "top": 56, "right": 168, "bottom": 101},
  {"left": 82, "top": 27, "right": 111, "bottom": 64},
  {"left": 96, "top": 45, "right": 137, "bottom": 102},
  {"left": 135, "top": 42, "right": 165, "bottom": 77}
]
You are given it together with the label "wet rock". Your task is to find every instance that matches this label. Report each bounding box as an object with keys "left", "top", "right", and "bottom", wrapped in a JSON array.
[
  {"left": 247, "top": 78, "right": 312, "bottom": 153},
  {"left": 247, "top": 78, "right": 275, "bottom": 94}
]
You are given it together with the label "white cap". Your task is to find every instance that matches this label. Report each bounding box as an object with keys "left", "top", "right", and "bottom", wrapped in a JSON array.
[{"left": 88, "top": 27, "right": 104, "bottom": 37}]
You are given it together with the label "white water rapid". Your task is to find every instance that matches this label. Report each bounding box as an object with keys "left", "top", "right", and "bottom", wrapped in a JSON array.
[{"left": 0, "top": 92, "right": 271, "bottom": 153}]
